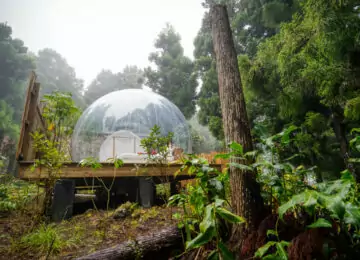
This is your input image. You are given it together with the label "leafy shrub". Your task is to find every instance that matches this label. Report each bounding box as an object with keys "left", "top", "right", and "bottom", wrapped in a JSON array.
[
  {"left": 0, "top": 174, "right": 38, "bottom": 213},
  {"left": 169, "top": 153, "right": 244, "bottom": 259},
  {"left": 255, "top": 169, "right": 360, "bottom": 259}
]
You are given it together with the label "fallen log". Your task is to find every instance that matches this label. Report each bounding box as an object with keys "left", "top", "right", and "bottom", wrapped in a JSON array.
[{"left": 76, "top": 225, "right": 182, "bottom": 260}]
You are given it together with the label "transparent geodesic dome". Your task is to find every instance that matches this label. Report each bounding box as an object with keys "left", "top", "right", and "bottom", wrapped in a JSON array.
[{"left": 71, "top": 89, "right": 191, "bottom": 162}]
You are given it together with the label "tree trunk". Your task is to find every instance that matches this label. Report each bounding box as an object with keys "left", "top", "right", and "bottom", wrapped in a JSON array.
[
  {"left": 75, "top": 226, "right": 182, "bottom": 260},
  {"left": 331, "top": 110, "right": 357, "bottom": 178},
  {"left": 210, "top": 4, "right": 265, "bottom": 240}
]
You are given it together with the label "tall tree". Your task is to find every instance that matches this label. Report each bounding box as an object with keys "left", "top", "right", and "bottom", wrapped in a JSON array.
[
  {"left": 0, "top": 23, "right": 35, "bottom": 124},
  {"left": 35, "top": 48, "right": 85, "bottom": 107},
  {"left": 0, "top": 23, "right": 35, "bottom": 173},
  {"left": 210, "top": 4, "right": 264, "bottom": 241},
  {"left": 84, "top": 65, "right": 143, "bottom": 105},
  {"left": 144, "top": 24, "right": 197, "bottom": 119},
  {"left": 195, "top": 0, "right": 296, "bottom": 140},
  {"left": 245, "top": 0, "right": 360, "bottom": 178}
]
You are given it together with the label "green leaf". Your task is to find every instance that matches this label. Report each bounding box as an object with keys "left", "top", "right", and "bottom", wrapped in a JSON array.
[
  {"left": 209, "top": 179, "right": 224, "bottom": 192},
  {"left": 281, "top": 125, "right": 298, "bottom": 144},
  {"left": 214, "top": 199, "right": 225, "bottom": 208},
  {"left": 263, "top": 255, "right": 282, "bottom": 260},
  {"left": 207, "top": 250, "right": 219, "bottom": 260},
  {"left": 276, "top": 241, "right": 290, "bottom": 260},
  {"left": 229, "top": 142, "right": 243, "bottom": 155},
  {"left": 279, "top": 190, "right": 316, "bottom": 218},
  {"left": 267, "top": 229, "right": 278, "bottom": 237},
  {"left": 218, "top": 241, "right": 234, "bottom": 260},
  {"left": 349, "top": 158, "right": 360, "bottom": 163},
  {"left": 350, "top": 128, "right": 360, "bottom": 134},
  {"left": 255, "top": 241, "right": 277, "bottom": 258},
  {"left": 172, "top": 213, "right": 181, "bottom": 220},
  {"left": 244, "top": 150, "right": 258, "bottom": 159},
  {"left": 307, "top": 218, "right": 332, "bottom": 229},
  {"left": 186, "top": 226, "right": 216, "bottom": 250},
  {"left": 349, "top": 136, "right": 360, "bottom": 151},
  {"left": 340, "top": 169, "right": 355, "bottom": 182},
  {"left": 327, "top": 198, "right": 346, "bottom": 220},
  {"left": 228, "top": 162, "right": 253, "bottom": 171},
  {"left": 344, "top": 203, "right": 360, "bottom": 227},
  {"left": 200, "top": 205, "right": 215, "bottom": 233},
  {"left": 216, "top": 207, "right": 246, "bottom": 224},
  {"left": 114, "top": 158, "right": 124, "bottom": 168}
]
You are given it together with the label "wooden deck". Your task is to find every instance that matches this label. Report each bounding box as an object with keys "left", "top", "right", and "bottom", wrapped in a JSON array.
[{"left": 18, "top": 161, "right": 224, "bottom": 180}]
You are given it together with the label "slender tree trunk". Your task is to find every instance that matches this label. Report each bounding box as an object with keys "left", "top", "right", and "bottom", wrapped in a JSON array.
[
  {"left": 210, "top": 4, "right": 265, "bottom": 240},
  {"left": 331, "top": 110, "right": 357, "bottom": 178},
  {"left": 332, "top": 112, "right": 349, "bottom": 159}
]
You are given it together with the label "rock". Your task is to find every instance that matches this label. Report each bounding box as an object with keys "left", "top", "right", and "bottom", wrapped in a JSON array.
[
  {"left": 112, "top": 201, "right": 138, "bottom": 220},
  {"left": 113, "top": 208, "right": 131, "bottom": 220}
]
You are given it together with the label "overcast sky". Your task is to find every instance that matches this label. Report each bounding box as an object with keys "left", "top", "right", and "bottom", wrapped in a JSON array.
[{"left": 1, "top": 0, "right": 205, "bottom": 85}]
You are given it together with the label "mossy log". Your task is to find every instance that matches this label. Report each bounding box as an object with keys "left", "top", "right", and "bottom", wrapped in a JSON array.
[{"left": 76, "top": 226, "right": 182, "bottom": 260}]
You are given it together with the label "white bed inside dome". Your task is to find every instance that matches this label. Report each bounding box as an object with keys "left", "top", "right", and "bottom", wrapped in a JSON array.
[
  {"left": 99, "top": 130, "right": 147, "bottom": 163},
  {"left": 98, "top": 129, "right": 174, "bottom": 163}
]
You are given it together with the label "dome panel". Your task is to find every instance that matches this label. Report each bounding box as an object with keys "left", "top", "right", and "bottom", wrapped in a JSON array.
[{"left": 71, "top": 89, "right": 191, "bottom": 162}]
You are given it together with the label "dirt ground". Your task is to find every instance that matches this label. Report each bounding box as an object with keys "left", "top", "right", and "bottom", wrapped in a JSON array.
[{"left": 0, "top": 204, "right": 182, "bottom": 260}]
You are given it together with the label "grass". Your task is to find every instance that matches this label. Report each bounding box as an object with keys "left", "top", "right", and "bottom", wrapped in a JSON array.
[{"left": 19, "top": 223, "right": 70, "bottom": 256}]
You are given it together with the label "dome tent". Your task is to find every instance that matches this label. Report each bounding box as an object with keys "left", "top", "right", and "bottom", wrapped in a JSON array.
[{"left": 71, "top": 89, "right": 191, "bottom": 162}]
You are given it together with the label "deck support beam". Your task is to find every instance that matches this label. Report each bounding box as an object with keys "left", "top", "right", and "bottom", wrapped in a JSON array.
[
  {"left": 51, "top": 179, "right": 75, "bottom": 222},
  {"left": 139, "top": 177, "right": 156, "bottom": 208}
]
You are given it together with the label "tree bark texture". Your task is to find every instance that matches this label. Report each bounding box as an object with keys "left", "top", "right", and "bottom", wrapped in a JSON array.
[
  {"left": 210, "top": 4, "right": 265, "bottom": 235},
  {"left": 331, "top": 110, "right": 358, "bottom": 179},
  {"left": 75, "top": 226, "right": 182, "bottom": 260}
]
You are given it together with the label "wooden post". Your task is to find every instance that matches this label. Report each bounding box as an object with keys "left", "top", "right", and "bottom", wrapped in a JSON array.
[{"left": 16, "top": 72, "right": 36, "bottom": 161}]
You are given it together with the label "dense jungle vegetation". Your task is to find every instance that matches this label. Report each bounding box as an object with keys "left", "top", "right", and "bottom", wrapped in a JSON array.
[{"left": 1, "top": 0, "right": 360, "bottom": 259}]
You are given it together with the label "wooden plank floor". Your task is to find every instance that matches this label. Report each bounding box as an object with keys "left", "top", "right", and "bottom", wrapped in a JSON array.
[{"left": 18, "top": 161, "right": 224, "bottom": 179}]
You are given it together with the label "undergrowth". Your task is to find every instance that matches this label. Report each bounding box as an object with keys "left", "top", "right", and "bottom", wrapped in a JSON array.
[
  {"left": 1, "top": 119, "right": 359, "bottom": 259},
  {"left": 0, "top": 174, "right": 38, "bottom": 214}
]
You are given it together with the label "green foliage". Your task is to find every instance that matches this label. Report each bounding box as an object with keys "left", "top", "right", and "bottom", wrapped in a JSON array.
[
  {"left": 168, "top": 154, "right": 243, "bottom": 258},
  {"left": 144, "top": 24, "right": 198, "bottom": 119},
  {"left": 244, "top": 0, "right": 360, "bottom": 178},
  {"left": 19, "top": 223, "right": 71, "bottom": 256},
  {"left": 255, "top": 168, "right": 360, "bottom": 258},
  {"left": 251, "top": 126, "right": 360, "bottom": 259},
  {"left": 31, "top": 131, "right": 65, "bottom": 176},
  {"left": 0, "top": 100, "right": 20, "bottom": 141},
  {"left": 41, "top": 91, "right": 81, "bottom": 155},
  {"left": 255, "top": 240, "right": 290, "bottom": 260},
  {"left": 79, "top": 156, "right": 124, "bottom": 212},
  {"left": 278, "top": 170, "right": 359, "bottom": 223},
  {"left": 345, "top": 97, "right": 360, "bottom": 121},
  {"left": 140, "top": 125, "right": 174, "bottom": 164},
  {"left": 0, "top": 23, "right": 35, "bottom": 172},
  {"left": 350, "top": 128, "right": 360, "bottom": 153},
  {"left": 30, "top": 91, "right": 81, "bottom": 215},
  {"left": 79, "top": 157, "right": 103, "bottom": 170},
  {"left": 194, "top": 0, "right": 297, "bottom": 141},
  {"left": 0, "top": 174, "right": 37, "bottom": 212}
]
